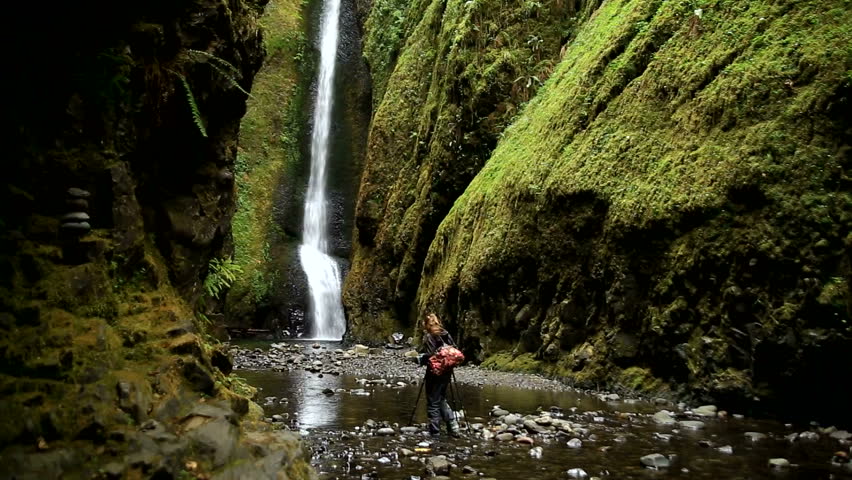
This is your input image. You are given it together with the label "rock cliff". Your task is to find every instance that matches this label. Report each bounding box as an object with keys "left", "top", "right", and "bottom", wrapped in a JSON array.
[
  {"left": 347, "top": 0, "right": 851, "bottom": 422},
  {"left": 0, "top": 0, "right": 315, "bottom": 477}
]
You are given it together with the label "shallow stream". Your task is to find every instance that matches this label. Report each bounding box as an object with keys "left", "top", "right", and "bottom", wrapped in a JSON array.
[{"left": 236, "top": 342, "right": 851, "bottom": 480}]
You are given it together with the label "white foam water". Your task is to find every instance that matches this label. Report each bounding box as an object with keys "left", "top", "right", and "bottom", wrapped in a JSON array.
[{"left": 299, "top": 0, "right": 345, "bottom": 341}]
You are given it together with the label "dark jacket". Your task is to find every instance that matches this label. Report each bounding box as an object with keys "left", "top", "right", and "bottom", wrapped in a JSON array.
[{"left": 418, "top": 330, "right": 455, "bottom": 368}]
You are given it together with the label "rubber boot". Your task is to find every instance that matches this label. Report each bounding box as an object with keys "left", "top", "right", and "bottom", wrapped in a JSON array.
[{"left": 448, "top": 419, "right": 461, "bottom": 438}]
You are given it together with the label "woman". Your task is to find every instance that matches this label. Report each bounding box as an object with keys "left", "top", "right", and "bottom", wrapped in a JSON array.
[{"left": 417, "top": 313, "right": 461, "bottom": 437}]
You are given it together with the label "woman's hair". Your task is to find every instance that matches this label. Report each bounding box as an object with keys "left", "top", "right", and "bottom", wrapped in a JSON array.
[{"left": 424, "top": 313, "right": 444, "bottom": 334}]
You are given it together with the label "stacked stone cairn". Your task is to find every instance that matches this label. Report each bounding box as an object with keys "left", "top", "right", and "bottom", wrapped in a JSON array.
[{"left": 60, "top": 187, "right": 91, "bottom": 263}]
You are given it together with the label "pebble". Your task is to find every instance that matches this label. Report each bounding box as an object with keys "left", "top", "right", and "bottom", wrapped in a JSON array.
[
  {"left": 516, "top": 436, "right": 534, "bottom": 445},
  {"left": 717, "top": 445, "right": 733, "bottom": 454},
  {"left": 768, "top": 458, "right": 790, "bottom": 469},
  {"left": 641, "top": 453, "right": 671, "bottom": 469},
  {"left": 567, "top": 438, "right": 582, "bottom": 448},
  {"left": 400, "top": 426, "right": 419, "bottom": 434},
  {"left": 529, "top": 447, "right": 543, "bottom": 459},
  {"left": 745, "top": 432, "right": 767, "bottom": 442},
  {"left": 495, "top": 432, "right": 514, "bottom": 442},
  {"left": 692, "top": 405, "right": 717, "bottom": 417},
  {"left": 492, "top": 408, "right": 510, "bottom": 417},
  {"left": 653, "top": 411, "right": 676, "bottom": 425},
  {"left": 61, "top": 212, "right": 90, "bottom": 222},
  {"left": 67, "top": 188, "right": 91, "bottom": 198},
  {"left": 567, "top": 468, "right": 588, "bottom": 478},
  {"left": 678, "top": 420, "right": 705, "bottom": 430},
  {"left": 376, "top": 428, "right": 395, "bottom": 436}
]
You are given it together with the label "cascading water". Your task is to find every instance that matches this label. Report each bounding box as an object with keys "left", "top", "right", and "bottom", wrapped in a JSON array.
[{"left": 299, "top": 0, "right": 346, "bottom": 341}]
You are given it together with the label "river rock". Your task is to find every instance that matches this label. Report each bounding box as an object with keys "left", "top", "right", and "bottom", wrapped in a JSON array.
[
  {"left": 799, "top": 431, "right": 820, "bottom": 441},
  {"left": 495, "top": 432, "right": 514, "bottom": 442},
  {"left": 503, "top": 414, "right": 520, "bottom": 425},
  {"left": 529, "top": 447, "right": 543, "bottom": 458},
  {"left": 718, "top": 445, "right": 733, "bottom": 454},
  {"left": 516, "top": 436, "right": 534, "bottom": 445},
  {"left": 322, "top": 388, "right": 334, "bottom": 396},
  {"left": 404, "top": 350, "right": 419, "bottom": 358},
  {"left": 400, "top": 426, "right": 419, "bottom": 434},
  {"left": 831, "top": 430, "right": 852, "bottom": 441},
  {"left": 462, "top": 465, "right": 477, "bottom": 474},
  {"left": 60, "top": 222, "right": 91, "bottom": 231},
  {"left": 692, "top": 405, "right": 717, "bottom": 417},
  {"left": 678, "top": 420, "right": 705, "bottom": 430},
  {"left": 567, "top": 468, "right": 588, "bottom": 478},
  {"left": 67, "top": 188, "right": 91, "bottom": 198},
  {"left": 354, "top": 344, "right": 370, "bottom": 355},
  {"left": 768, "top": 458, "right": 790, "bottom": 469},
  {"left": 492, "top": 408, "right": 510, "bottom": 417},
  {"left": 426, "top": 456, "right": 451, "bottom": 475},
  {"left": 567, "top": 438, "right": 582, "bottom": 448},
  {"left": 745, "top": 432, "right": 767, "bottom": 442},
  {"left": 653, "top": 411, "right": 676, "bottom": 425},
  {"left": 376, "top": 428, "right": 395, "bottom": 436},
  {"left": 641, "top": 453, "right": 670, "bottom": 469},
  {"left": 62, "top": 212, "right": 90, "bottom": 222},
  {"left": 523, "top": 419, "right": 549, "bottom": 434}
]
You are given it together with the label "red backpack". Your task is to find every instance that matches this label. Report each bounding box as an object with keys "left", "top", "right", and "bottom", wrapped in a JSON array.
[{"left": 428, "top": 344, "right": 465, "bottom": 375}]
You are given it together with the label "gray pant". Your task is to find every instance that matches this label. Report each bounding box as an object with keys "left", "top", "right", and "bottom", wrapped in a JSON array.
[{"left": 425, "top": 371, "right": 453, "bottom": 434}]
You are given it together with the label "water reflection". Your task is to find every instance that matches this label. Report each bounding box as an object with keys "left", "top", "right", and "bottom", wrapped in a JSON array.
[
  {"left": 293, "top": 371, "right": 342, "bottom": 430},
  {"left": 238, "top": 367, "right": 852, "bottom": 480}
]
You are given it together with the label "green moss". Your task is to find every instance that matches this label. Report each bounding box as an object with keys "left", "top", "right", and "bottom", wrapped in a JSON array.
[
  {"left": 612, "top": 366, "right": 666, "bottom": 393},
  {"left": 346, "top": 0, "right": 581, "bottom": 336},
  {"left": 231, "top": 0, "right": 310, "bottom": 305}
]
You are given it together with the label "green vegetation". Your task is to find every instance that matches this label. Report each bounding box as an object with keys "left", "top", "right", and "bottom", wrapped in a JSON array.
[
  {"left": 204, "top": 257, "right": 244, "bottom": 300},
  {"left": 230, "top": 0, "right": 312, "bottom": 307},
  {"left": 346, "top": 0, "right": 582, "bottom": 338},
  {"left": 413, "top": 0, "right": 851, "bottom": 404}
]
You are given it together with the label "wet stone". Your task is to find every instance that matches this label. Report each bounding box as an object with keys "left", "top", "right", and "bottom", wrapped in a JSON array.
[
  {"left": 567, "top": 467, "right": 588, "bottom": 478},
  {"left": 678, "top": 420, "right": 705, "bottom": 430},
  {"left": 653, "top": 411, "right": 676, "bottom": 425},
  {"left": 376, "top": 427, "right": 395, "bottom": 436},
  {"left": 745, "top": 432, "right": 767, "bottom": 442},
  {"left": 426, "top": 456, "right": 451, "bottom": 475},
  {"left": 567, "top": 438, "right": 582, "bottom": 448},
  {"left": 692, "top": 405, "right": 717, "bottom": 417},
  {"left": 641, "top": 453, "right": 671, "bottom": 469},
  {"left": 495, "top": 432, "right": 514, "bottom": 441},
  {"left": 768, "top": 458, "right": 790, "bottom": 469}
]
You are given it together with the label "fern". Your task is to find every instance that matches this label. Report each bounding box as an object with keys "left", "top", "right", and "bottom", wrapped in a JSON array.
[
  {"left": 188, "top": 49, "right": 252, "bottom": 97},
  {"left": 204, "top": 257, "right": 244, "bottom": 299},
  {"left": 175, "top": 72, "right": 208, "bottom": 137}
]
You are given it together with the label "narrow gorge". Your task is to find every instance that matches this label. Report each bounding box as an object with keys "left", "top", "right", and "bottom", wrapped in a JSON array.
[{"left": 1, "top": 0, "right": 850, "bottom": 478}]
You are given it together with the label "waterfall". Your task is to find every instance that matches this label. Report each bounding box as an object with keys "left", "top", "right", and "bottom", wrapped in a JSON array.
[{"left": 299, "top": 0, "right": 346, "bottom": 341}]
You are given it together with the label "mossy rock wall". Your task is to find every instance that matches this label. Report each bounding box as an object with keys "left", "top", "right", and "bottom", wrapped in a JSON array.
[
  {"left": 227, "top": 0, "right": 370, "bottom": 334},
  {"left": 414, "top": 0, "right": 851, "bottom": 422},
  {"left": 1, "top": 0, "right": 316, "bottom": 477},
  {"left": 344, "top": 0, "right": 586, "bottom": 338},
  {"left": 347, "top": 0, "right": 851, "bottom": 421}
]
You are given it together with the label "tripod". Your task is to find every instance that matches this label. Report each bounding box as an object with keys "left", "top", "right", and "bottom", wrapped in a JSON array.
[{"left": 407, "top": 370, "right": 469, "bottom": 434}]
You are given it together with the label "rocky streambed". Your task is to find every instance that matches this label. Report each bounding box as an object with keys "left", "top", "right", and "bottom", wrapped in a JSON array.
[{"left": 231, "top": 341, "right": 852, "bottom": 479}]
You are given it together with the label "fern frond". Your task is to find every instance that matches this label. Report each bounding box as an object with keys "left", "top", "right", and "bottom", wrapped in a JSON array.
[
  {"left": 175, "top": 73, "right": 208, "bottom": 138},
  {"left": 209, "top": 61, "right": 253, "bottom": 97},
  {"left": 188, "top": 49, "right": 241, "bottom": 74}
]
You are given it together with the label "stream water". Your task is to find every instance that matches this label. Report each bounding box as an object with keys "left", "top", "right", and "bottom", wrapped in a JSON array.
[{"left": 235, "top": 343, "right": 852, "bottom": 480}]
